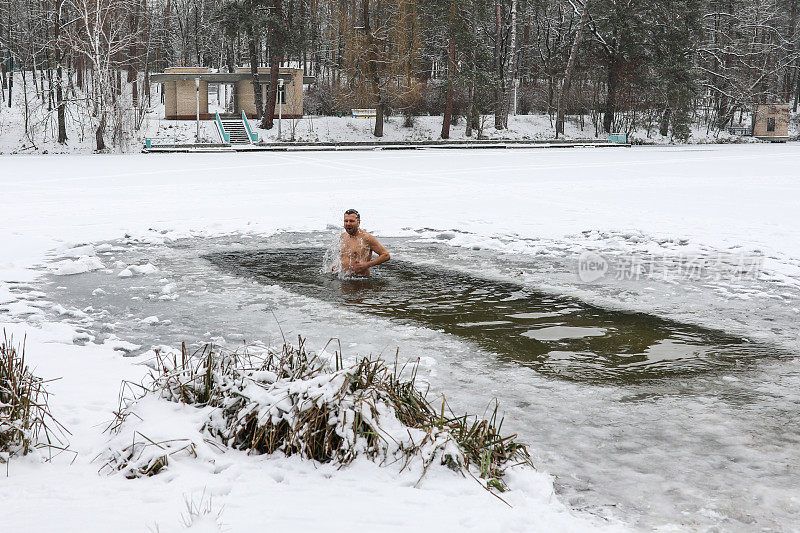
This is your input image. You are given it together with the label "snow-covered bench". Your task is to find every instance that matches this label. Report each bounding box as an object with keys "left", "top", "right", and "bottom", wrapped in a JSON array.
[
  {"left": 352, "top": 108, "right": 377, "bottom": 118},
  {"left": 728, "top": 126, "right": 752, "bottom": 137}
]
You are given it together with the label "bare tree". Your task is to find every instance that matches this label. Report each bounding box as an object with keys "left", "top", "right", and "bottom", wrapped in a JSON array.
[
  {"left": 63, "top": 0, "right": 142, "bottom": 150},
  {"left": 556, "top": 0, "right": 590, "bottom": 138}
]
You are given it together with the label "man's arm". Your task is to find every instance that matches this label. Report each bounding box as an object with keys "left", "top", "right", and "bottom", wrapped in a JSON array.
[
  {"left": 366, "top": 235, "right": 391, "bottom": 267},
  {"left": 352, "top": 234, "right": 390, "bottom": 273}
]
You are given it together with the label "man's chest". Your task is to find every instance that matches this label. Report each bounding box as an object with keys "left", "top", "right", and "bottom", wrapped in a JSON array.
[{"left": 343, "top": 240, "right": 371, "bottom": 257}]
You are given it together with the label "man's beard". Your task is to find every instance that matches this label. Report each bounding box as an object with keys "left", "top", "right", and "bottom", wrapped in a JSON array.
[{"left": 345, "top": 227, "right": 357, "bottom": 235}]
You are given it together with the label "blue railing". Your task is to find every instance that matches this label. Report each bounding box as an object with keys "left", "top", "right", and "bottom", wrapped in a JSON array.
[
  {"left": 144, "top": 136, "right": 177, "bottom": 148},
  {"left": 608, "top": 133, "right": 628, "bottom": 144},
  {"left": 215, "top": 113, "right": 231, "bottom": 144},
  {"left": 241, "top": 110, "right": 259, "bottom": 143}
]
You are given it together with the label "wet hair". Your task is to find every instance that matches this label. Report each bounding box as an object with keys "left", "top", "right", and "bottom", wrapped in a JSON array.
[{"left": 344, "top": 209, "right": 360, "bottom": 220}]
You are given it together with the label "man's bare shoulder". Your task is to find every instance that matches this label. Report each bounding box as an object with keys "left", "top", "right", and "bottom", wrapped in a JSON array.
[
  {"left": 359, "top": 231, "right": 382, "bottom": 245},
  {"left": 361, "top": 231, "right": 389, "bottom": 255}
]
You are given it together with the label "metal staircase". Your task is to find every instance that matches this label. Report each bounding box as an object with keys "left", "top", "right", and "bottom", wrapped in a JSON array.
[
  {"left": 215, "top": 112, "right": 258, "bottom": 145},
  {"left": 222, "top": 116, "right": 251, "bottom": 144}
]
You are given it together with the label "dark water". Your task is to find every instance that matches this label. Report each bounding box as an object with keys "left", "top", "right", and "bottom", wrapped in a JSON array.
[{"left": 205, "top": 247, "right": 771, "bottom": 382}]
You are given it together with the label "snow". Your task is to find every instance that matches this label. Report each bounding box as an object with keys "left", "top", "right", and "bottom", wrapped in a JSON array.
[
  {"left": 119, "top": 263, "right": 158, "bottom": 278},
  {"left": 247, "top": 113, "right": 778, "bottom": 145},
  {"left": 1, "top": 144, "right": 799, "bottom": 531},
  {"left": 50, "top": 255, "right": 106, "bottom": 275}
]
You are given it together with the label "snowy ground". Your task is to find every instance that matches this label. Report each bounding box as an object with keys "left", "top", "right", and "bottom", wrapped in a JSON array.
[
  {"left": 1, "top": 144, "right": 800, "bottom": 531},
  {"left": 246, "top": 112, "right": 771, "bottom": 145},
  {"left": 0, "top": 109, "right": 768, "bottom": 154}
]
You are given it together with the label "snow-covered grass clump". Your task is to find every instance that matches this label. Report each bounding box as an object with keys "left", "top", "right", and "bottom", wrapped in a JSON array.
[
  {"left": 0, "top": 334, "right": 67, "bottom": 463},
  {"left": 101, "top": 339, "right": 530, "bottom": 491}
]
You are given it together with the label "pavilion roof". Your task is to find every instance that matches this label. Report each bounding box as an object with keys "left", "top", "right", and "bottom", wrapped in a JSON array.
[{"left": 150, "top": 72, "right": 315, "bottom": 84}]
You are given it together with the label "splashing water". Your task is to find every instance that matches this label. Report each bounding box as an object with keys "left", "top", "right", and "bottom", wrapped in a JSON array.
[
  {"left": 321, "top": 233, "right": 342, "bottom": 275},
  {"left": 321, "top": 231, "right": 377, "bottom": 280}
]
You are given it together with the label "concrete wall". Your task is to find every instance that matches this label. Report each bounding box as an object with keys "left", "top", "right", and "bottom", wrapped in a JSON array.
[
  {"left": 753, "top": 104, "right": 790, "bottom": 141},
  {"left": 236, "top": 67, "right": 303, "bottom": 119},
  {"left": 164, "top": 67, "right": 210, "bottom": 120}
]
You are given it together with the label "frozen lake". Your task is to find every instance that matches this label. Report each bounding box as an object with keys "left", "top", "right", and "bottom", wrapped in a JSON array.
[
  {"left": 26, "top": 228, "right": 800, "bottom": 531},
  {"left": 3, "top": 144, "right": 800, "bottom": 531}
]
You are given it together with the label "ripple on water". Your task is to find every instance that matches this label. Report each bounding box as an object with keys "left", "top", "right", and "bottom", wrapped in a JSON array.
[{"left": 203, "top": 247, "right": 780, "bottom": 383}]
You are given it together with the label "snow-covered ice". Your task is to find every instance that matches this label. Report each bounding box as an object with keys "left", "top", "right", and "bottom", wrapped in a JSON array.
[{"left": 1, "top": 144, "right": 800, "bottom": 531}]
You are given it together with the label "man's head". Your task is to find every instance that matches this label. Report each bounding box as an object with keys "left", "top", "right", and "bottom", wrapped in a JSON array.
[{"left": 343, "top": 209, "right": 360, "bottom": 235}]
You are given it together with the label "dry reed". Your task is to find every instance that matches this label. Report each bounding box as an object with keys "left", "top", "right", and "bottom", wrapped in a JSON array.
[
  {"left": 106, "top": 338, "right": 531, "bottom": 490},
  {"left": 0, "top": 331, "right": 69, "bottom": 463}
]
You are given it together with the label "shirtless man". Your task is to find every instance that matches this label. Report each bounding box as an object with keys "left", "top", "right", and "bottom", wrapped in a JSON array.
[{"left": 339, "top": 209, "right": 390, "bottom": 276}]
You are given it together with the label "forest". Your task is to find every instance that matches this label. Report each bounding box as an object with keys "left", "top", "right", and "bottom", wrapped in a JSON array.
[{"left": 0, "top": 0, "right": 797, "bottom": 148}]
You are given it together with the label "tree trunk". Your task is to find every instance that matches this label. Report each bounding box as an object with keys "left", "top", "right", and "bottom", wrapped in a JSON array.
[
  {"left": 362, "top": 0, "right": 383, "bottom": 137},
  {"left": 716, "top": 93, "right": 730, "bottom": 130},
  {"left": 659, "top": 107, "right": 670, "bottom": 137},
  {"left": 786, "top": 0, "right": 797, "bottom": 102},
  {"left": 795, "top": 72, "right": 800, "bottom": 112},
  {"left": 67, "top": 56, "right": 75, "bottom": 99},
  {"left": 261, "top": 52, "right": 280, "bottom": 129},
  {"left": 96, "top": 112, "right": 106, "bottom": 151},
  {"left": 792, "top": 0, "right": 800, "bottom": 112},
  {"left": 226, "top": 42, "right": 238, "bottom": 112},
  {"left": 247, "top": 29, "right": 263, "bottom": 119},
  {"left": 500, "top": 0, "right": 518, "bottom": 129},
  {"left": 46, "top": 53, "right": 54, "bottom": 111},
  {"left": 374, "top": 105, "right": 384, "bottom": 137},
  {"left": 465, "top": 55, "right": 475, "bottom": 137},
  {"left": 32, "top": 59, "right": 40, "bottom": 101},
  {"left": 261, "top": 0, "right": 285, "bottom": 129},
  {"left": 54, "top": 0, "right": 67, "bottom": 143},
  {"left": 603, "top": 54, "right": 618, "bottom": 133},
  {"left": 6, "top": 10, "right": 12, "bottom": 107},
  {"left": 131, "top": 72, "right": 139, "bottom": 106},
  {"left": 7, "top": 58, "right": 11, "bottom": 108},
  {"left": 493, "top": 0, "right": 503, "bottom": 129},
  {"left": 129, "top": 0, "right": 140, "bottom": 106},
  {"left": 441, "top": 0, "right": 455, "bottom": 139},
  {"left": 144, "top": 57, "right": 151, "bottom": 105},
  {"left": 21, "top": 69, "right": 30, "bottom": 139},
  {"left": 465, "top": 2, "right": 479, "bottom": 137},
  {"left": 76, "top": 57, "right": 84, "bottom": 91},
  {"left": 556, "top": 0, "right": 590, "bottom": 138}
]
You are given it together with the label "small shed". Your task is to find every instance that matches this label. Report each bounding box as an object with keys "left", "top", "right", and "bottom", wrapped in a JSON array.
[
  {"left": 752, "top": 104, "right": 790, "bottom": 142},
  {"left": 163, "top": 67, "right": 210, "bottom": 120}
]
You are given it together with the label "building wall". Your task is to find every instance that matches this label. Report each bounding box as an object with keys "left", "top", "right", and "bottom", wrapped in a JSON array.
[
  {"left": 753, "top": 104, "right": 790, "bottom": 141},
  {"left": 236, "top": 67, "right": 303, "bottom": 118},
  {"left": 164, "top": 67, "right": 210, "bottom": 120}
]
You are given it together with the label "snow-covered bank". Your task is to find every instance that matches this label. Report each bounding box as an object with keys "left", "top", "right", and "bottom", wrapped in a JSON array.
[
  {"left": 247, "top": 112, "right": 780, "bottom": 145},
  {"left": 2, "top": 144, "right": 800, "bottom": 531},
  {"left": 0, "top": 110, "right": 778, "bottom": 155},
  {"left": 2, "top": 72, "right": 796, "bottom": 154}
]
